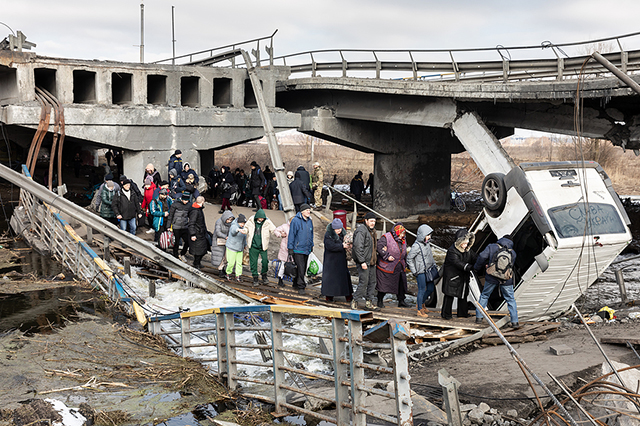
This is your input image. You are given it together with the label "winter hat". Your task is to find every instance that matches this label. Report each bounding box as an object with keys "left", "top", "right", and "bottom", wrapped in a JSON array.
[
  {"left": 106, "top": 180, "right": 114, "bottom": 189},
  {"left": 145, "top": 163, "right": 154, "bottom": 171},
  {"left": 174, "top": 149, "right": 182, "bottom": 155},
  {"left": 287, "top": 171, "right": 294, "bottom": 178},
  {"left": 169, "top": 168, "right": 177, "bottom": 177},
  {"left": 313, "top": 162, "right": 320, "bottom": 167},
  {"left": 104, "top": 173, "right": 114, "bottom": 181},
  {"left": 255, "top": 209, "right": 266, "bottom": 219},
  {"left": 119, "top": 175, "right": 128, "bottom": 181},
  {"left": 364, "top": 212, "right": 376, "bottom": 220},
  {"left": 144, "top": 176, "right": 153, "bottom": 186},
  {"left": 159, "top": 188, "right": 168, "bottom": 195},
  {"left": 331, "top": 218, "right": 343, "bottom": 229},
  {"left": 183, "top": 162, "right": 190, "bottom": 169},
  {"left": 237, "top": 214, "right": 247, "bottom": 224},
  {"left": 250, "top": 161, "right": 258, "bottom": 167},
  {"left": 122, "top": 179, "right": 131, "bottom": 186},
  {"left": 300, "top": 203, "right": 311, "bottom": 212},
  {"left": 181, "top": 191, "right": 191, "bottom": 201}
]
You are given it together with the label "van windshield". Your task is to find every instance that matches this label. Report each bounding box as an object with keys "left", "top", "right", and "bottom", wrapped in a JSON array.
[{"left": 547, "top": 202, "right": 626, "bottom": 238}]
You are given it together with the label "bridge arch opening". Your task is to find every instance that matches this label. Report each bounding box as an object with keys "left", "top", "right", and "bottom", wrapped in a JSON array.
[
  {"left": 0, "top": 67, "right": 18, "bottom": 104},
  {"left": 34, "top": 68, "right": 57, "bottom": 98},
  {"left": 72, "top": 70, "right": 96, "bottom": 104},
  {"left": 213, "top": 77, "right": 232, "bottom": 107},
  {"left": 112, "top": 72, "right": 133, "bottom": 105},
  {"left": 147, "top": 74, "right": 167, "bottom": 105},
  {"left": 244, "top": 79, "right": 261, "bottom": 108},
  {"left": 180, "top": 76, "right": 200, "bottom": 107}
]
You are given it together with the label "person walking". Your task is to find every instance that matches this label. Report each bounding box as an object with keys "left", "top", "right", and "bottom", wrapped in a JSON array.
[
  {"left": 350, "top": 171, "right": 365, "bottom": 201},
  {"left": 376, "top": 223, "right": 410, "bottom": 308},
  {"left": 225, "top": 214, "right": 248, "bottom": 282},
  {"left": 99, "top": 180, "right": 118, "bottom": 226},
  {"left": 406, "top": 224, "right": 437, "bottom": 318},
  {"left": 351, "top": 212, "right": 378, "bottom": 310},
  {"left": 142, "top": 176, "right": 157, "bottom": 231},
  {"left": 167, "top": 193, "right": 192, "bottom": 261},
  {"left": 112, "top": 179, "right": 142, "bottom": 235},
  {"left": 441, "top": 228, "right": 477, "bottom": 320},
  {"left": 312, "top": 162, "right": 324, "bottom": 209},
  {"left": 287, "top": 203, "right": 314, "bottom": 295},
  {"left": 207, "top": 166, "right": 221, "bottom": 198},
  {"left": 274, "top": 217, "right": 292, "bottom": 287},
  {"left": 296, "top": 165, "right": 311, "bottom": 192},
  {"left": 143, "top": 163, "right": 162, "bottom": 187},
  {"left": 188, "top": 196, "right": 209, "bottom": 270},
  {"left": 218, "top": 166, "right": 235, "bottom": 213},
  {"left": 149, "top": 188, "right": 173, "bottom": 243},
  {"left": 289, "top": 171, "right": 312, "bottom": 212},
  {"left": 210, "top": 210, "right": 235, "bottom": 276},
  {"left": 249, "top": 161, "right": 266, "bottom": 211},
  {"left": 474, "top": 235, "right": 519, "bottom": 327},
  {"left": 168, "top": 168, "right": 186, "bottom": 198},
  {"left": 321, "top": 219, "right": 353, "bottom": 303},
  {"left": 168, "top": 149, "right": 183, "bottom": 178},
  {"left": 246, "top": 209, "right": 277, "bottom": 286}
]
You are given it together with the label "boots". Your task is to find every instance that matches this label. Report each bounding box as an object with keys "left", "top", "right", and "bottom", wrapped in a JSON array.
[
  {"left": 261, "top": 273, "right": 268, "bottom": 284},
  {"left": 252, "top": 276, "right": 260, "bottom": 287},
  {"left": 278, "top": 277, "right": 285, "bottom": 287}
]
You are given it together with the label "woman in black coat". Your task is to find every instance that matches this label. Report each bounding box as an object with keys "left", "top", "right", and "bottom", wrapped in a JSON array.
[
  {"left": 219, "top": 166, "right": 235, "bottom": 214},
  {"left": 188, "top": 197, "right": 209, "bottom": 269},
  {"left": 441, "top": 228, "right": 477, "bottom": 320},
  {"left": 321, "top": 219, "right": 353, "bottom": 302}
]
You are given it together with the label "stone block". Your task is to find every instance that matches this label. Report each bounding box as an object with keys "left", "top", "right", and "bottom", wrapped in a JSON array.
[
  {"left": 478, "top": 402, "right": 490, "bottom": 413},
  {"left": 549, "top": 344, "right": 574, "bottom": 356}
]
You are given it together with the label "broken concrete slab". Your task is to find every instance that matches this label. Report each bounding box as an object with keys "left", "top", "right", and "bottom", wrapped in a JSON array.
[{"left": 549, "top": 344, "right": 574, "bottom": 356}]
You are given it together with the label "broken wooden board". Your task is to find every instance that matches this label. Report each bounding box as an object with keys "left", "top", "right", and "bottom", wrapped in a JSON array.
[{"left": 600, "top": 336, "right": 640, "bottom": 346}]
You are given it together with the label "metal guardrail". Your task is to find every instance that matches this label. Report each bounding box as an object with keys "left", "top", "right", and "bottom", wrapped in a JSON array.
[
  {"left": 271, "top": 31, "right": 640, "bottom": 82},
  {"left": 153, "top": 30, "right": 278, "bottom": 67},
  {"left": 148, "top": 305, "right": 413, "bottom": 426}
]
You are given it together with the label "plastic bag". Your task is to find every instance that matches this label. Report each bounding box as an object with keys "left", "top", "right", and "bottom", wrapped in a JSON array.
[{"left": 306, "top": 252, "right": 323, "bottom": 276}]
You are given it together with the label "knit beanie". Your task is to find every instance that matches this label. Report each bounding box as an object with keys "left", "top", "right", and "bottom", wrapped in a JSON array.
[{"left": 331, "top": 218, "right": 343, "bottom": 229}]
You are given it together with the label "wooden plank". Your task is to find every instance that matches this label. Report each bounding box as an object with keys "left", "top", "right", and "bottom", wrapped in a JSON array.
[{"left": 600, "top": 336, "right": 640, "bottom": 346}]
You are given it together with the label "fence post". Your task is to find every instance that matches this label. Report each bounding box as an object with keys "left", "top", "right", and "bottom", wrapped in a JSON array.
[
  {"left": 271, "top": 311, "right": 287, "bottom": 415},
  {"left": 103, "top": 236, "right": 110, "bottom": 262},
  {"left": 390, "top": 328, "right": 413, "bottom": 425},
  {"left": 332, "top": 317, "right": 350, "bottom": 426},
  {"left": 615, "top": 269, "right": 628, "bottom": 304},
  {"left": 351, "top": 202, "right": 357, "bottom": 231},
  {"left": 223, "top": 312, "right": 238, "bottom": 390},
  {"left": 216, "top": 313, "right": 228, "bottom": 382},
  {"left": 349, "top": 319, "right": 366, "bottom": 426},
  {"left": 181, "top": 316, "right": 191, "bottom": 357},
  {"left": 438, "top": 368, "right": 463, "bottom": 426},
  {"left": 86, "top": 225, "right": 93, "bottom": 244}
]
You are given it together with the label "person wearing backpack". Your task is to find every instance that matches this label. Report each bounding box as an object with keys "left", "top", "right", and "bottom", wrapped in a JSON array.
[{"left": 474, "top": 235, "right": 519, "bottom": 328}]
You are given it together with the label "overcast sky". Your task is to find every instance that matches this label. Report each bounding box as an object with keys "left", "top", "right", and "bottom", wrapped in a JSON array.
[{"left": 4, "top": 0, "right": 640, "bottom": 64}]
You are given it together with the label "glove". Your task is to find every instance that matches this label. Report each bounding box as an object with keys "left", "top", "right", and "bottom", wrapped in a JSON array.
[
  {"left": 288, "top": 249, "right": 294, "bottom": 256},
  {"left": 464, "top": 263, "right": 472, "bottom": 272}
]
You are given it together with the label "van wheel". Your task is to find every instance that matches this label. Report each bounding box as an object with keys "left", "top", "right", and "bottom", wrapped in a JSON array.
[{"left": 482, "top": 173, "right": 507, "bottom": 212}]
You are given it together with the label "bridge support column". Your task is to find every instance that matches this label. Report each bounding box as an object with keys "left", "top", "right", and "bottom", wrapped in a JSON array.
[{"left": 374, "top": 149, "right": 451, "bottom": 218}]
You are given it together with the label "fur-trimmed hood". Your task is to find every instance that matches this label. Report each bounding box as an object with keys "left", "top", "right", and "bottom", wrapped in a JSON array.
[{"left": 454, "top": 228, "right": 475, "bottom": 252}]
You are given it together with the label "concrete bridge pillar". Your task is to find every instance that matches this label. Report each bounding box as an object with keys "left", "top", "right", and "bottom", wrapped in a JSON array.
[{"left": 299, "top": 108, "right": 463, "bottom": 218}]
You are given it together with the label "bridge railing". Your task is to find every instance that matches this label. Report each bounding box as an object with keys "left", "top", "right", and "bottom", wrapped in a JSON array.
[
  {"left": 152, "top": 29, "right": 278, "bottom": 67},
  {"left": 271, "top": 31, "right": 640, "bottom": 82},
  {"left": 148, "top": 305, "right": 413, "bottom": 426}
]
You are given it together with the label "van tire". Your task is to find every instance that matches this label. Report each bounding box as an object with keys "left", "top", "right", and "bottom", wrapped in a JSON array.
[{"left": 482, "top": 173, "right": 507, "bottom": 212}]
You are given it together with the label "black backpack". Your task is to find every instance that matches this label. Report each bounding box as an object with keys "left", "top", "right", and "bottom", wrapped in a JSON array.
[{"left": 486, "top": 244, "right": 513, "bottom": 281}]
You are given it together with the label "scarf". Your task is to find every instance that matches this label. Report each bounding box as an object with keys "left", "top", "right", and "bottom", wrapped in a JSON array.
[{"left": 393, "top": 223, "right": 406, "bottom": 243}]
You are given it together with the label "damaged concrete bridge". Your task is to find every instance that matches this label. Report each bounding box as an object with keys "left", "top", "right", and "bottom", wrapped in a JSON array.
[{"left": 3, "top": 31, "right": 640, "bottom": 216}]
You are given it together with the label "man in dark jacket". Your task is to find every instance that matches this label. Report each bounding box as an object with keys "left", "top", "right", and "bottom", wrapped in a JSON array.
[
  {"left": 350, "top": 171, "right": 365, "bottom": 201},
  {"left": 351, "top": 212, "right": 378, "bottom": 310},
  {"left": 188, "top": 196, "right": 209, "bottom": 269},
  {"left": 207, "top": 166, "right": 221, "bottom": 198},
  {"left": 168, "top": 150, "right": 183, "bottom": 178},
  {"left": 474, "top": 235, "right": 519, "bottom": 327},
  {"left": 289, "top": 171, "right": 313, "bottom": 212},
  {"left": 441, "top": 229, "right": 477, "bottom": 320},
  {"left": 287, "top": 204, "right": 314, "bottom": 294},
  {"left": 119, "top": 175, "right": 142, "bottom": 202},
  {"left": 112, "top": 179, "right": 142, "bottom": 235},
  {"left": 296, "top": 165, "right": 311, "bottom": 190},
  {"left": 167, "top": 192, "right": 192, "bottom": 260},
  {"left": 249, "top": 161, "right": 266, "bottom": 211}
]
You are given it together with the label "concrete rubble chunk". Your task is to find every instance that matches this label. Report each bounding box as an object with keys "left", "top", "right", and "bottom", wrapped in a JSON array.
[
  {"left": 483, "top": 413, "right": 495, "bottom": 423},
  {"left": 478, "top": 402, "right": 490, "bottom": 413},
  {"left": 506, "top": 409, "right": 518, "bottom": 417},
  {"left": 549, "top": 344, "right": 574, "bottom": 355},
  {"left": 460, "top": 403, "right": 478, "bottom": 412},
  {"left": 467, "top": 407, "right": 485, "bottom": 424}
]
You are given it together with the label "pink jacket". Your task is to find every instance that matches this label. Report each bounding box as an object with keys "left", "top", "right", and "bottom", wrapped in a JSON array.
[{"left": 274, "top": 222, "right": 290, "bottom": 261}]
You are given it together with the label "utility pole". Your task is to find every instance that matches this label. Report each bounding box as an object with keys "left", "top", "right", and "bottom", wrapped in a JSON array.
[
  {"left": 171, "top": 6, "right": 176, "bottom": 65},
  {"left": 140, "top": 2, "right": 145, "bottom": 63}
]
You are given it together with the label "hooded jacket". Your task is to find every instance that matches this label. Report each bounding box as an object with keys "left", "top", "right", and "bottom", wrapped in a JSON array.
[
  {"left": 288, "top": 211, "right": 314, "bottom": 255},
  {"left": 149, "top": 195, "right": 173, "bottom": 231},
  {"left": 441, "top": 229, "right": 478, "bottom": 298},
  {"left": 296, "top": 166, "right": 311, "bottom": 188},
  {"left": 289, "top": 171, "right": 312, "bottom": 204},
  {"left": 226, "top": 218, "right": 248, "bottom": 252},
  {"left": 406, "top": 224, "right": 436, "bottom": 276},
  {"left": 474, "top": 236, "right": 517, "bottom": 286},
  {"left": 352, "top": 222, "right": 376, "bottom": 265},
  {"left": 167, "top": 199, "right": 191, "bottom": 230},
  {"left": 246, "top": 209, "right": 277, "bottom": 250},
  {"left": 274, "top": 221, "right": 291, "bottom": 261},
  {"left": 188, "top": 202, "right": 209, "bottom": 256},
  {"left": 211, "top": 210, "right": 235, "bottom": 266}
]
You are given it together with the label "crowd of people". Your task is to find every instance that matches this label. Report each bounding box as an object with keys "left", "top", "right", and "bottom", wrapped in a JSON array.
[{"left": 88, "top": 149, "right": 520, "bottom": 324}]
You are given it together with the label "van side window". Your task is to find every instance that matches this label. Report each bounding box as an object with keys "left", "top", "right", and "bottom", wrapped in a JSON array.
[{"left": 548, "top": 203, "right": 626, "bottom": 238}]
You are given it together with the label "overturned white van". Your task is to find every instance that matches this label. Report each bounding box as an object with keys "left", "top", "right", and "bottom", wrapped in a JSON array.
[{"left": 466, "top": 161, "right": 632, "bottom": 321}]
